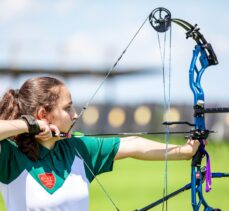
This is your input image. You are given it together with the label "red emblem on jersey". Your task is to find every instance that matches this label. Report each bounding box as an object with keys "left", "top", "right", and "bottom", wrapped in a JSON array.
[{"left": 38, "top": 173, "right": 56, "bottom": 189}]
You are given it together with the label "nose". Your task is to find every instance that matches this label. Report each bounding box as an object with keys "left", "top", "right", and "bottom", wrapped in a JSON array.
[{"left": 72, "top": 111, "right": 79, "bottom": 121}]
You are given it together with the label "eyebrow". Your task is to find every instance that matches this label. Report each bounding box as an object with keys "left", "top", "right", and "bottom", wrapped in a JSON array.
[{"left": 63, "top": 101, "right": 73, "bottom": 107}]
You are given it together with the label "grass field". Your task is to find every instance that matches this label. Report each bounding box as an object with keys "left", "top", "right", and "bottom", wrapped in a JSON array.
[{"left": 0, "top": 138, "right": 228, "bottom": 211}]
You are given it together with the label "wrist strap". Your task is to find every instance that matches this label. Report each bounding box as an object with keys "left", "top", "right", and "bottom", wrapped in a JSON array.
[{"left": 20, "top": 115, "right": 41, "bottom": 135}]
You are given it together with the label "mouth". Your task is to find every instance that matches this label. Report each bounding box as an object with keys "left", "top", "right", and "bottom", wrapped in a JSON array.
[{"left": 57, "top": 119, "right": 77, "bottom": 138}]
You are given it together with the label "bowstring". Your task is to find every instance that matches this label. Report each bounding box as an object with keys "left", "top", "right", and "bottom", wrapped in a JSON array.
[
  {"left": 68, "top": 14, "right": 151, "bottom": 211},
  {"left": 157, "top": 23, "right": 172, "bottom": 211},
  {"left": 73, "top": 146, "right": 120, "bottom": 211},
  {"left": 77, "top": 15, "right": 150, "bottom": 119},
  {"left": 68, "top": 12, "right": 173, "bottom": 211},
  {"left": 66, "top": 14, "right": 149, "bottom": 135}
]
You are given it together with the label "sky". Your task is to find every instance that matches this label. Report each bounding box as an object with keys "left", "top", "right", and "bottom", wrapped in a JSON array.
[{"left": 0, "top": 0, "right": 229, "bottom": 106}]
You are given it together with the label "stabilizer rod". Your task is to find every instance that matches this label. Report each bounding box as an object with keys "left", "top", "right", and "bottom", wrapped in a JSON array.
[{"left": 204, "top": 107, "right": 229, "bottom": 113}]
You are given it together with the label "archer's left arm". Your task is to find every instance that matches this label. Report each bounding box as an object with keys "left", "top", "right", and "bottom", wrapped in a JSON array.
[{"left": 115, "top": 136, "right": 199, "bottom": 161}]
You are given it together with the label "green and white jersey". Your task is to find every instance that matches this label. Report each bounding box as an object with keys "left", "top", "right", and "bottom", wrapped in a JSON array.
[{"left": 0, "top": 136, "right": 120, "bottom": 211}]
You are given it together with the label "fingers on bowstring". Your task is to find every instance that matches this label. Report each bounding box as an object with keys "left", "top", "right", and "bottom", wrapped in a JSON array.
[{"left": 49, "top": 124, "right": 60, "bottom": 137}]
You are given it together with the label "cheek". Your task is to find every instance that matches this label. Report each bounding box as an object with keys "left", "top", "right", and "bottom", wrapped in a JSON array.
[
  {"left": 48, "top": 110, "right": 65, "bottom": 124},
  {"left": 48, "top": 109, "right": 72, "bottom": 128},
  {"left": 48, "top": 112, "right": 60, "bottom": 126}
]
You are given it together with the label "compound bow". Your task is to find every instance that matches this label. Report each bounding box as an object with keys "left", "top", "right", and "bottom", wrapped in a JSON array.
[
  {"left": 135, "top": 7, "right": 229, "bottom": 211},
  {"left": 59, "top": 7, "right": 229, "bottom": 211}
]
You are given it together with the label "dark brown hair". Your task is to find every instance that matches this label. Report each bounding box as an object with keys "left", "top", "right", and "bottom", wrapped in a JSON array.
[{"left": 0, "top": 76, "right": 64, "bottom": 161}]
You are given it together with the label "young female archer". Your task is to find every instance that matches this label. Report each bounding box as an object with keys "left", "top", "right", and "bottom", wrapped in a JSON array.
[{"left": 0, "top": 76, "right": 199, "bottom": 211}]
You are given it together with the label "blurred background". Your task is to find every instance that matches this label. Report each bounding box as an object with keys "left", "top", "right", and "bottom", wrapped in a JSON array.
[
  {"left": 0, "top": 0, "right": 229, "bottom": 210},
  {"left": 1, "top": 0, "right": 229, "bottom": 139}
]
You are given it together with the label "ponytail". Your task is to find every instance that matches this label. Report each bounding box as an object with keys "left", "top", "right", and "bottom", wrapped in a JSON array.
[
  {"left": 0, "top": 77, "right": 64, "bottom": 161},
  {"left": 0, "top": 89, "right": 21, "bottom": 120}
]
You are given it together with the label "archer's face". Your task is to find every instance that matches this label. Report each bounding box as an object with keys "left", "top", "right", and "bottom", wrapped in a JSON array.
[{"left": 47, "top": 85, "right": 78, "bottom": 133}]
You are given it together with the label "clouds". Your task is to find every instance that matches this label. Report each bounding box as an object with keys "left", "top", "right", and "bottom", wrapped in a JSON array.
[
  {"left": 64, "top": 31, "right": 105, "bottom": 67},
  {"left": 1, "top": 0, "right": 227, "bottom": 69},
  {"left": 0, "top": 0, "right": 31, "bottom": 23},
  {"left": 0, "top": 0, "right": 229, "bottom": 103},
  {"left": 0, "top": 0, "right": 81, "bottom": 27},
  {"left": 53, "top": 0, "right": 81, "bottom": 16}
]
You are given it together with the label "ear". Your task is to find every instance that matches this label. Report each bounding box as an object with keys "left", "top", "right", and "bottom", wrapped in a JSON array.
[{"left": 36, "top": 107, "right": 47, "bottom": 120}]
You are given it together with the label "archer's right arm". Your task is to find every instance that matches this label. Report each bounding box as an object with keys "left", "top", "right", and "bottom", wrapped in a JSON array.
[{"left": 0, "top": 120, "right": 28, "bottom": 141}]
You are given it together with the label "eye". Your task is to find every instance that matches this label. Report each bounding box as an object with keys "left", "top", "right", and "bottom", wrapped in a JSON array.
[{"left": 64, "top": 106, "right": 72, "bottom": 112}]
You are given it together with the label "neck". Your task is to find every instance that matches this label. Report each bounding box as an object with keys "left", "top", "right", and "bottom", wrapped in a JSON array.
[{"left": 36, "top": 137, "right": 61, "bottom": 150}]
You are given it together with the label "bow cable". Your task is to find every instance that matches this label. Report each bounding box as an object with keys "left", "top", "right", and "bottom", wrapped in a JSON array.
[
  {"left": 150, "top": 7, "right": 173, "bottom": 211},
  {"left": 64, "top": 15, "right": 150, "bottom": 137},
  {"left": 77, "top": 15, "right": 150, "bottom": 119},
  {"left": 64, "top": 12, "right": 157, "bottom": 211}
]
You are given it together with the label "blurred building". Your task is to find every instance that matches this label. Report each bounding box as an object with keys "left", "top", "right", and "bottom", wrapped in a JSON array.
[
  {"left": 1, "top": 67, "right": 228, "bottom": 141},
  {"left": 74, "top": 103, "right": 229, "bottom": 141}
]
